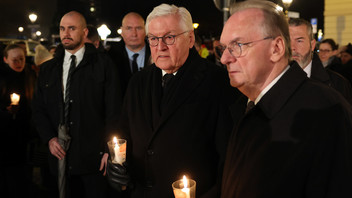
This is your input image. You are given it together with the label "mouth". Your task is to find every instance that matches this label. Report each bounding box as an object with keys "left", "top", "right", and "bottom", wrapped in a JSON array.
[{"left": 62, "top": 38, "right": 73, "bottom": 42}]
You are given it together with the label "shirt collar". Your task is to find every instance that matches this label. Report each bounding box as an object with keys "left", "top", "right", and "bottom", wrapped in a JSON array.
[
  {"left": 303, "top": 60, "right": 313, "bottom": 78},
  {"left": 64, "top": 46, "right": 85, "bottom": 67},
  {"left": 253, "top": 65, "right": 290, "bottom": 105}
]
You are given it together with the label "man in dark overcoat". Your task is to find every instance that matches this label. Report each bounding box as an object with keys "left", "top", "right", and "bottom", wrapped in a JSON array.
[
  {"left": 106, "top": 3, "right": 239, "bottom": 198},
  {"left": 220, "top": 1, "right": 352, "bottom": 198},
  {"left": 32, "top": 11, "right": 122, "bottom": 198}
]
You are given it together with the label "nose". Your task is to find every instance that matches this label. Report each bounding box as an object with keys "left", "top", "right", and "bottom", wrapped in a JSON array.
[
  {"left": 290, "top": 41, "right": 296, "bottom": 52},
  {"left": 220, "top": 48, "right": 236, "bottom": 65},
  {"left": 157, "top": 38, "right": 167, "bottom": 50}
]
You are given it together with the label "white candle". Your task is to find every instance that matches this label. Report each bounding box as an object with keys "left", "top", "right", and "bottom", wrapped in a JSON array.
[
  {"left": 10, "top": 93, "right": 20, "bottom": 105},
  {"left": 182, "top": 175, "right": 190, "bottom": 198},
  {"left": 111, "top": 136, "right": 126, "bottom": 165}
]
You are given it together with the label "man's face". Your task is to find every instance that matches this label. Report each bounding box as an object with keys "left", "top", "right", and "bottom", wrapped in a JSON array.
[
  {"left": 220, "top": 9, "right": 274, "bottom": 92},
  {"left": 147, "top": 15, "right": 194, "bottom": 73},
  {"left": 59, "top": 14, "right": 87, "bottom": 52},
  {"left": 121, "top": 15, "right": 146, "bottom": 51},
  {"left": 318, "top": 43, "right": 334, "bottom": 64},
  {"left": 4, "top": 48, "right": 26, "bottom": 72},
  {"left": 289, "top": 25, "right": 315, "bottom": 68}
]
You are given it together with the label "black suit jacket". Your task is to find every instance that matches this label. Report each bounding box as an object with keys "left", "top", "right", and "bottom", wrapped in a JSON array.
[
  {"left": 108, "top": 40, "right": 151, "bottom": 96},
  {"left": 222, "top": 63, "right": 352, "bottom": 198},
  {"left": 118, "top": 49, "right": 239, "bottom": 198}
]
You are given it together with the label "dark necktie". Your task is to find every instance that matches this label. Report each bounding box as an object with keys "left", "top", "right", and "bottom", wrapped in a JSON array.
[
  {"left": 132, "top": 53, "right": 139, "bottom": 73},
  {"left": 64, "top": 55, "right": 76, "bottom": 125},
  {"left": 162, "top": 73, "right": 174, "bottom": 89},
  {"left": 245, "top": 101, "right": 255, "bottom": 114}
]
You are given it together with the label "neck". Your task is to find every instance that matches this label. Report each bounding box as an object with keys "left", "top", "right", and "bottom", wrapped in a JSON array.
[{"left": 126, "top": 43, "right": 145, "bottom": 53}]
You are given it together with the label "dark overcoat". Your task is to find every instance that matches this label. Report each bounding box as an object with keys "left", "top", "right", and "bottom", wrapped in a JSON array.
[
  {"left": 222, "top": 63, "right": 352, "bottom": 198},
  {"left": 32, "top": 43, "right": 122, "bottom": 175},
  {"left": 119, "top": 49, "right": 239, "bottom": 198}
]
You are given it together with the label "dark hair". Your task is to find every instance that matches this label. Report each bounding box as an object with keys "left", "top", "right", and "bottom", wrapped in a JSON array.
[
  {"left": 86, "top": 24, "right": 100, "bottom": 42},
  {"left": 343, "top": 43, "right": 352, "bottom": 56},
  {"left": 3, "top": 44, "right": 24, "bottom": 58},
  {"left": 320, "top": 38, "right": 338, "bottom": 50}
]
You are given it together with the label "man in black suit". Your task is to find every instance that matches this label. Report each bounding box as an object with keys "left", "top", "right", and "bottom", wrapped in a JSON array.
[
  {"left": 108, "top": 12, "right": 151, "bottom": 96},
  {"left": 32, "top": 11, "right": 122, "bottom": 198},
  {"left": 219, "top": 1, "right": 352, "bottom": 198},
  {"left": 106, "top": 4, "right": 239, "bottom": 198},
  {"left": 289, "top": 18, "right": 352, "bottom": 103}
]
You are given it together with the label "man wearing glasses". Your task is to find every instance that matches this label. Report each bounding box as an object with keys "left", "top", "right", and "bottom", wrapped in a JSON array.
[
  {"left": 220, "top": 1, "right": 352, "bottom": 198},
  {"left": 106, "top": 3, "right": 239, "bottom": 198}
]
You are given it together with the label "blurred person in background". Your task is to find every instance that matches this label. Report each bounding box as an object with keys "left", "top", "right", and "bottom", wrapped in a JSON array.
[
  {"left": 108, "top": 12, "right": 151, "bottom": 96},
  {"left": 207, "top": 36, "right": 226, "bottom": 68},
  {"left": 289, "top": 18, "right": 352, "bottom": 103},
  {"left": 33, "top": 44, "right": 53, "bottom": 75},
  {"left": 318, "top": 38, "right": 340, "bottom": 68},
  {"left": 0, "top": 44, "right": 37, "bottom": 198},
  {"left": 85, "top": 24, "right": 105, "bottom": 52}
]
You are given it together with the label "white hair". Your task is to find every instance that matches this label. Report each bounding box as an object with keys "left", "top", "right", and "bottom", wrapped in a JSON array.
[{"left": 145, "top": 4, "right": 194, "bottom": 34}]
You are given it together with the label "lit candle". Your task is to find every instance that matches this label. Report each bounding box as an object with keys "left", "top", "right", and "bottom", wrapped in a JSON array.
[
  {"left": 173, "top": 175, "right": 194, "bottom": 198},
  {"left": 10, "top": 93, "right": 20, "bottom": 105},
  {"left": 111, "top": 136, "right": 126, "bottom": 165},
  {"left": 181, "top": 175, "right": 190, "bottom": 198}
]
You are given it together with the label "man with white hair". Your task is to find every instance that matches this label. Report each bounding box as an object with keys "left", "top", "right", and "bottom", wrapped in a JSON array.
[{"left": 106, "top": 3, "right": 238, "bottom": 198}]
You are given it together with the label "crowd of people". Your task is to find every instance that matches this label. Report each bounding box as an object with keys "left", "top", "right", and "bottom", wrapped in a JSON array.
[{"left": 1, "top": 1, "right": 352, "bottom": 198}]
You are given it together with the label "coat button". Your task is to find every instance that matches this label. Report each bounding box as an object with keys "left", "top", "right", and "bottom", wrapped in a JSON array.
[
  {"left": 70, "top": 122, "right": 73, "bottom": 125},
  {"left": 70, "top": 99, "right": 73, "bottom": 103},
  {"left": 147, "top": 149, "right": 154, "bottom": 155}
]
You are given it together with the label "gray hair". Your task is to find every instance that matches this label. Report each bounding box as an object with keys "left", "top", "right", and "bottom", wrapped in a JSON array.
[
  {"left": 288, "top": 18, "right": 314, "bottom": 41},
  {"left": 145, "top": 4, "right": 194, "bottom": 34},
  {"left": 230, "top": 0, "right": 291, "bottom": 59}
]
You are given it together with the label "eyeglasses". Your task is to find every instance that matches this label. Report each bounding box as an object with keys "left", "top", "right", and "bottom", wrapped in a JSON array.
[
  {"left": 147, "top": 31, "right": 189, "bottom": 47},
  {"left": 318, "top": 49, "right": 332, "bottom": 53},
  {"left": 218, "top": 36, "right": 273, "bottom": 58}
]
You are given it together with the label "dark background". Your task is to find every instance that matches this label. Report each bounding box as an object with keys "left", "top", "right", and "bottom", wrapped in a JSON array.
[{"left": 0, "top": 0, "right": 324, "bottom": 42}]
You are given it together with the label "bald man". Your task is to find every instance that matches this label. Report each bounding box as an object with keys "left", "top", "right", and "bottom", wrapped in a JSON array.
[
  {"left": 108, "top": 12, "right": 152, "bottom": 96},
  {"left": 32, "top": 11, "right": 122, "bottom": 198}
]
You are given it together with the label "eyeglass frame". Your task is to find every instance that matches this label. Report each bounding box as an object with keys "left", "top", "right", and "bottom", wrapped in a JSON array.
[
  {"left": 147, "top": 31, "right": 190, "bottom": 47},
  {"left": 219, "top": 36, "right": 273, "bottom": 58}
]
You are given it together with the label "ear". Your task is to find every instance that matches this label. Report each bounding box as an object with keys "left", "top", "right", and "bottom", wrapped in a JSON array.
[
  {"left": 189, "top": 30, "right": 195, "bottom": 49},
  {"left": 83, "top": 27, "right": 88, "bottom": 38},
  {"left": 3, "top": 57, "right": 8, "bottom": 64},
  {"left": 310, "top": 39, "right": 316, "bottom": 52},
  {"left": 270, "top": 36, "right": 286, "bottom": 62}
]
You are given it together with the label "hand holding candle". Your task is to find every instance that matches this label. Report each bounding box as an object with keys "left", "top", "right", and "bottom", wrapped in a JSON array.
[
  {"left": 172, "top": 175, "right": 196, "bottom": 198},
  {"left": 107, "top": 136, "right": 126, "bottom": 165}
]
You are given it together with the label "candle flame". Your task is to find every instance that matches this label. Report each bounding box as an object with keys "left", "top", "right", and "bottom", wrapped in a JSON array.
[
  {"left": 182, "top": 175, "right": 188, "bottom": 188},
  {"left": 113, "top": 136, "right": 119, "bottom": 150},
  {"left": 10, "top": 93, "right": 20, "bottom": 105}
]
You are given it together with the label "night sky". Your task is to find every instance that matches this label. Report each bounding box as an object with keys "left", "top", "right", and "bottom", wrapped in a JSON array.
[{"left": 0, "top": 0, "right": 324, "bottom": 41}]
